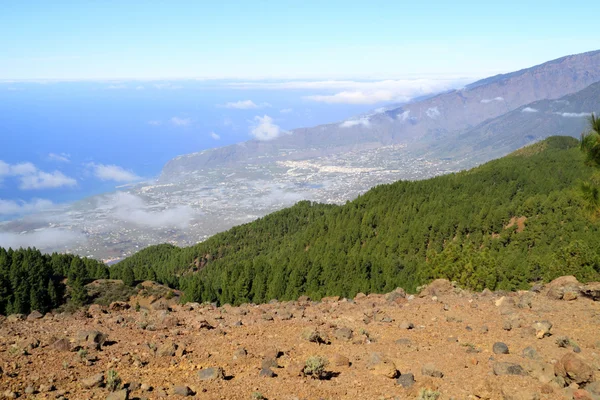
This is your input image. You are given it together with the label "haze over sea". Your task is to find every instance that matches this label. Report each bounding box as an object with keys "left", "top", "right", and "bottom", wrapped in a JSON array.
[{"left": 0, "top": 80, "right": 408, "bottom": 207}]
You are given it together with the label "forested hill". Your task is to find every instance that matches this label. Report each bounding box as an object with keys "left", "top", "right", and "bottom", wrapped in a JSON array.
[{"left": 109, "top": 136, "right": 600, "bottom": 305}]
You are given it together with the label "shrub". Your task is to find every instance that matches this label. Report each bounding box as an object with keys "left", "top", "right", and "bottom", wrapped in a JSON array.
[
  {"left": 106, "top": 369, "right": 121, "bottom": 391},
  {"left": 417, "top": 388, "right": 440, "bottom": 400},
  {"left": 303, "top": 356, "right": 328, "bottom": 379}
]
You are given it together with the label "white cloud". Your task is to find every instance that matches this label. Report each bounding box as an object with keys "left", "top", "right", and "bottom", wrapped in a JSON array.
[
  {"left": 87, "top": 163, "right": 141, "bottom": 182},
  {"left": 280, "top": 108, "right": 293, "bottom": 114},
  {"left": 307, "top": 90, "right": 399, "bottom": 105},
  {"left": 250, "top": 115, "right": 287, "bottom": 141},
  {"left": 481, "top": 97, "right": 504, "bottom": 104},
  {"left": 233, "top": 78, "right": 472, "bottom": 105},
  {"left": 522, "top": 107, "right": 538, "bottom": 113},
  {"left": 223, "top": 100, "right": 258, "bottom": 109},
  {"left": 426, "top": 107, "right": 441, "bottom": 119},
  {"left": 48, "top": 153, "right": 70, "bottom": 163},
  {"left": 19, "top": 171, "right": 77, "bottom": 189},
  {"left": 107, "top": 84, "right": 127, "bottom": 90},
  {"left": 556, "top": 112, "right": 593, "bottom": 118},
  {"left": 210, "top": 132, "right": 221, "bottom": 140},
  {"left": 135, "top": 85, "right": 145, "bottom": 90},
  {"left": 0, "top": 160, "right": 76, "bottom": 189},
  {"left": 148, "top": 120, "right": 162, "bottom": 126},
  {"left": 170, "top": 117, "right": 191, "bottom": 126},
  {"left": 0, "top": 229, "right": 84, "bottom": 250},
  {"left": 221, "top": 100, "right": 271, "bottom": 109},
  {"left": 101, "top": 192, "right": 194, "bottom": 229},
  {"left": 0, "top": 198, "right": 55, "bottom": 216},
  {"left": 397, "top": 110, "right": 412, "bottom": 121},
  {"left": 339, "top": 117, "right": 370, "bottom": 128}
]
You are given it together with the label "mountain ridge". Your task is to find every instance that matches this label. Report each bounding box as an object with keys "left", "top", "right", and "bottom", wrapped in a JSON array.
[{"left": 160, "top": 49, "right": 600, "bottom": 180}]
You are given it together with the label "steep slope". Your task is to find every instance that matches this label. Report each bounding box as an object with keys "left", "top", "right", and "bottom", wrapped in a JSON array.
[
  {"left": 161, "top": 50, "right": 600, "bottom": 180},
  {"left": 429, "top": 81, "right": 600, "bottom": 163},
  {"left": 113, "top": 137, "right": 600, "bottom": 305}
]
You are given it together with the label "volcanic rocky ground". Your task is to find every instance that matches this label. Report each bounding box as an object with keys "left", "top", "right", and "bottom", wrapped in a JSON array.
[{"left": 2, "top": 277, "right": 600, "bottom": 400}]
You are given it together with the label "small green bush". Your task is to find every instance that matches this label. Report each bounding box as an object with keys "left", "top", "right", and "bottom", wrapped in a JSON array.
[
  {"left": 106, "top": 369, "right": 122, "bottom": 391},
  {"left": 417, "top": 388, "right": 440, "bottom": 400},
  {"left": 303, "top": 356, "right": 328, "bottom": 379}
]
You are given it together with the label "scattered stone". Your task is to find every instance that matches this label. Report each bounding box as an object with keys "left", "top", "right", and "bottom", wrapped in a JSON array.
[
  {"left": 522, "top": 346, "right": 538, "bottom": 359},
  {"left": 421, "top": 363, "right": 443, "bottom": 378},
  {"left": 532, "top": 320, "right": 552, "bottom": 339},
  {"left": 503, "top": 320, "right": 512, "bottom": 331},
  {"left": 369, "top": 353, "right": 398, "bottom": 378},
  {"left": 52, "top": 338, "right": 72, "bottom": 352},
  {"left": 140, "top": 383, "right": 152, "bottom": 392},
  {"left": 261, "top": 313, "right": 274, "bottom": 321},
  {"left": 396, "top": 373, "right": 415, "bottom": 388},
  {"left": 106, "top": 389, "right": 129, "bottom": 400},
  {"left": 81, "top": 373, "right": 104, "bottom": 388},
  {"left": 526, "top": 361, "right": 556, "bottom": 384},
  {"left": 493, "top": 342, "right": 509, "bottom": 354},
  {"left": 556, "top": 336, "right": 571, "bottom": 348},
  {"left": 197, "top": 367, "right": 225, "bottom": 381},
  {"left": 582, "top": 282, "right": 600, "bottom": 301},
  {"left": 27, "top": 310, "right": 43, "bottom": 320},
  {"left": 399, "top": 321, "right": 414, "bottom": 330},
  {"left": 395, "top": 338, "right": 412, "bottom": 347},
  {"left": 109, "top": 301, "right": 130, "bottom": 311},
  {"left": 233, "top": 348, "right": 247, "bottom": 360},
  {"left": 493, "top": 362, "right": 526, "bottom": 376},
  {"left": 7, "top": 314, "right": 25, "bottom": 322},
  {"left": 169, "top": 385, "right": 193, "bottom": 396},
  {"left": 156, "top": 341, "right": 177, "bottom": 357},
  {"left": 24, "top": 386, "right": 35, "bottom": 394},
  {"left": 261, "top": 357, "right": 278, "bottom": 369},
  {"left": 385, "top": 288, "right": 406, "bottom": 303},
  {"left": 331, "top": 354, "right": 350, "bottom": 367},
  {"left": 554, "top": 353, "right": 594, "bottom": 385},
  {"left": 480, "top": 325, "right": 489, "bottom": 334},
  {"left": 585, "top": 381, "right": 600, "bottom": 395},
  {"left": 334, "top": 327, "right": 353, "bottom": 340},
  {"left": 259, "top": 368, "right": 276, "bottom": 378}
]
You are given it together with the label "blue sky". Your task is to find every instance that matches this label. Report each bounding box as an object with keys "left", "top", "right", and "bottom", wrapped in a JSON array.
[{"left": 1, "top": 1, "right": 598, "bottom": 80}]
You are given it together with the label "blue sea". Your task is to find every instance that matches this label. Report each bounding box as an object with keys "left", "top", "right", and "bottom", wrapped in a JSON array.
[{"left": 0, "top": 80, "right": 377, "bottom": 207}]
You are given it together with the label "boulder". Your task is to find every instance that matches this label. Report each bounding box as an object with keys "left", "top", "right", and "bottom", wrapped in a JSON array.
[
  {"left": 582, "top": 283, "right": 600, "bottom": 301},
  {"left": 421, "top": 363, "right": 444, "bottom": 378},
  {"left": 334, "top": 327, "right": 353, "bottom": 340},
  {"left": 259, "top": 368, "right": 276, "bottom": 378},
  {"left": 385, "top": 288, "right": 406, "bottom": 302},
  {"left": 368, "top": 353, "right": 398, "bottom": 378},
  {"left": 331, "top": 354, "right": 350, "bottom": 367},
  {"left": 52, "top": 338, "right": 72, "bottom": 352},
  {"left": 81, "top": 373, "right": 104, "bottom": 388},
  {"left": 169, "top": 386, "right": 193, "bottom": 396},
  {"left": 109, "top": 301, "right": 130, "bottom": 311},
  {"left": 106, "top": 389, "right": 129, "bottom": 400},
  {"left": 419, "top": 279, "right": 453, "bottom": 297},
  {"left": 396, "top": 373, "right": 415, "bottom": 388},
  {"left": 546, "top": 276, "right": 581, "bottom": 300},
  {"left": 27, "top": 311, "right": 43, "bottom": 320},
  {"left": 156, "top": 341, "right": 177, "bottom": 357},
  {"left": 493, "top": 342, "right": 509, "bottom": 354},
  {"left": 493, "top": 362, "right": 527, "bottom": 376},
  {"left": 532, "top": 320, "right": 552, "bottom": 339},
  {"left": 554, "top": 353, "right": 594, "bottom": 385},
  {"left": 197, "top": 367, "right": 225, "bottom": 381}
]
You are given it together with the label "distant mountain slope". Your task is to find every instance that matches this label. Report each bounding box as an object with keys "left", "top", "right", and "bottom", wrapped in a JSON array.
[
  {"left": 161, "top": 50, "right": 600, "bottom": 180},
  {"left": 113, "top": 137, "right": 600, "bottom": 305},
  {"left": 430, "top": 81, "right": 600, "bottom": 163}
]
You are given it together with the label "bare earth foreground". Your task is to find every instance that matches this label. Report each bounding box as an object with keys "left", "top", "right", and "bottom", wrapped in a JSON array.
[{"left": 2, "top": 277, "right": 600, "bottom": 400}]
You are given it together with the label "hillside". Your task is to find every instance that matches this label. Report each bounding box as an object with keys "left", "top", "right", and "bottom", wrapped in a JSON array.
[
  {"left": 2, "top": 275, "right": 600, "bottom": 399},
  {"left": 160, "top": 50, "right": 600, "bottom": 178},
  {"left": 429, "top": 81, "right": 600, "bottom": 164},
  {"left": 111, "top": 136, "right": 600, "bottom": 305}
]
